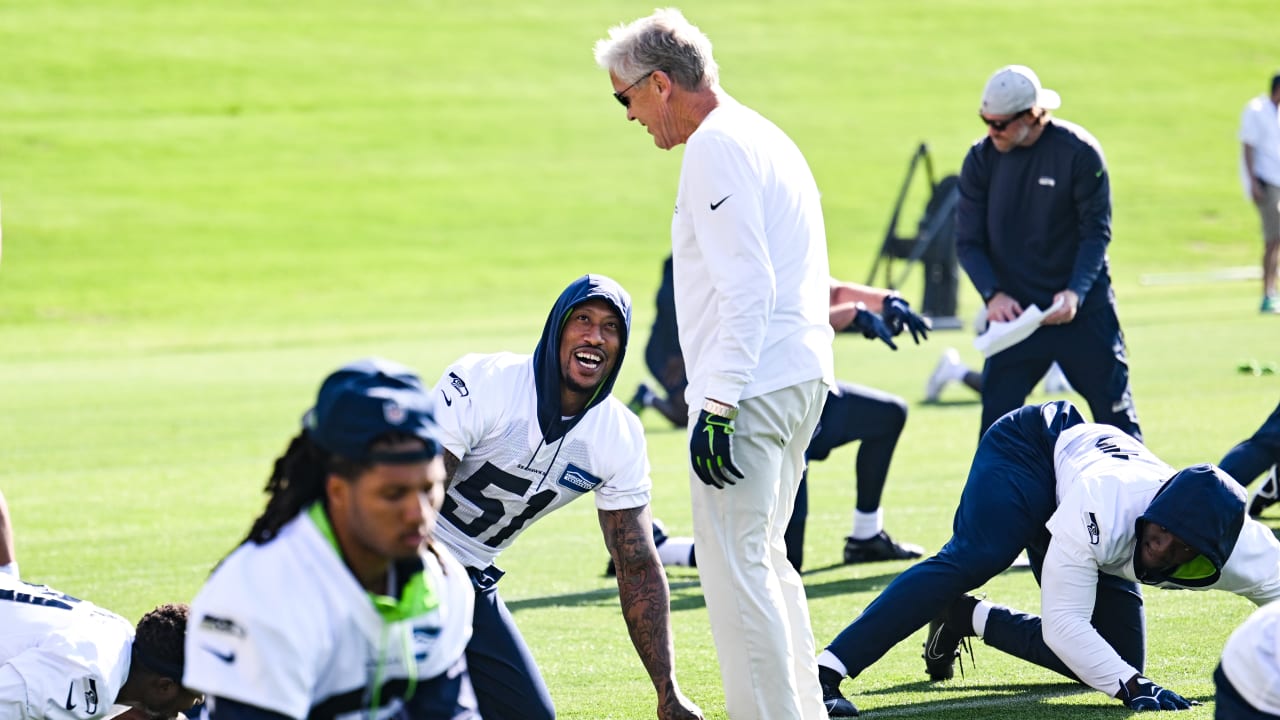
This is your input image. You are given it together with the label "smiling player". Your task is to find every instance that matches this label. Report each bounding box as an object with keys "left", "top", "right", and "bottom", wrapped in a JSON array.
[{"left": 430, "top": 274, "right": 702, "bottom": 720}]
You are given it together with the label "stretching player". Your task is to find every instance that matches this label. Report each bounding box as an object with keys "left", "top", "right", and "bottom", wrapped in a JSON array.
[
  {"left": 184, "top": 358, "right": 477, "bottom": 719},
  {"left": 1, "top": 580, "right": 202, "bottom": 720},
  {"left": 1219, "top": 399, "right": 1280, "bottom": 517},
  {"left": 819, "top": 400, "right": 1280, "bottom": 716},
  {"left": 431, "top": 274, "right": 702, "bottom": 720},
  {"left": 629, "top": 257, "right": 929, "bottom": 568}
]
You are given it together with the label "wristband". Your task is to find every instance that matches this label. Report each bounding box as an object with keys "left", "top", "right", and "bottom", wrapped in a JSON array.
[{"left": 702, "top": 399, "right": 739, "bottom": 420}]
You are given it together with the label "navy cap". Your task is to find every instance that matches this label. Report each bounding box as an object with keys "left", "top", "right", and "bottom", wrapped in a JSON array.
[{"left": 303, "top": 358, "right": 442, "bottom": 464}]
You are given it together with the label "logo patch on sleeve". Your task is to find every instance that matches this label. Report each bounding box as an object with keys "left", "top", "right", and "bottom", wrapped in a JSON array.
[
  {"left": 557, "top": 463, "right": 603, "bottom": 493},
  {"left": 1083, "top": 512, "right": 1101, "bottom": 545},
  {"left": 449, "top": 372, "right": 470, "bottom": 397}
]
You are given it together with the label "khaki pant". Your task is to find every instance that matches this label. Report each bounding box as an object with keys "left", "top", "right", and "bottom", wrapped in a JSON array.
[
  {"left": 1257, "top": 181, "right": 1280, "bottom": 241},
  {"left": 690, "top": 379, "right": 827, "bottom": 720}
]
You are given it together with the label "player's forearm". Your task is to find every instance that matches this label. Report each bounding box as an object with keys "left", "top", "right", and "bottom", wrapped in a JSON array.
[{"left": 616, "top": 559, "right": 682, "bottom": 694}]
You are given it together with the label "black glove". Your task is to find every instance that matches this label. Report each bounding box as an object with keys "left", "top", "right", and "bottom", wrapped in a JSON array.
[
  {"left": 1117, "top": 676, "right": 1196, "bottom": 711},
  {"left": 848, "top": 303, "right": 897, "bottom": 350},
  {"left": 690, "top": 409, "right": 744, "bottom": 489},
  {"left": 882, "top": 296, "right": 931, "bottom": 344}
]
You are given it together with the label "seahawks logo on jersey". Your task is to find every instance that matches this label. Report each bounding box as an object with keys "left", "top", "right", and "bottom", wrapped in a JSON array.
[
  {"left": 558, "top": 464, "right": 602, "bottom": 493},
  {"left": 1083, "top": 512, "right": 1101, "bottom": 545}
]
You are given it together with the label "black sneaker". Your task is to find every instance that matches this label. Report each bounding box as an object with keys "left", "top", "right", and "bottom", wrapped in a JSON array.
[
  {"left": 842, "top": 531, "right": 924, "bottom": 564},
  {"left": 627, "top": 383, "right": 656, "bottom": 415},
  {"left": 606, "top": 519, "right": 668, "bottom": 577},
  {"left": 819, "top": 668, "right": 859, "bottom": 717},
  {"left": 922, "top": 593, "right": 978, "bottom": 681},
  {"left": 1249, "top": 466, "right": 1279, "bottom": 518}
]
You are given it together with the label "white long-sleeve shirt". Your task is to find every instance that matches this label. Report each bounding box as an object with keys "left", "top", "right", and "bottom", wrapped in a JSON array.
[
  {"left": 671, "top": 98, "right": 834, "bottom": 407},
  {"left": 1040, "top": 425, "right": 1280, "bottom": 696}
]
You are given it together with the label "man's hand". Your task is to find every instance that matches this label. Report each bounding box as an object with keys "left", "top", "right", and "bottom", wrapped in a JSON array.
[
  {"left": 1042, "top": 289, "right": 1080, "bottom": 326},
  {"left": 1117, "top": 675, "right": 1197, "bottom": 711},
  {"left": 984, "top": 291, "right": 1023, "bottom": 323},
  {"left": 690, "top": 409, "right": 744, "bottom": 488},
  {"left": 658, "top": 689, "right": 704, "bottom": 720},
  {"left": 848, "top": 303, "right": 898, "bottom": 350},
  {"left": 882, "top": 296, "right": 931, "bottom": 344}
]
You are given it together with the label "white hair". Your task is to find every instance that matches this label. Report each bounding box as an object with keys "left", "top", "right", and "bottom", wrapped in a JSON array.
[{"left": 593, "top": 8, "right": 718, "bottom": 90}]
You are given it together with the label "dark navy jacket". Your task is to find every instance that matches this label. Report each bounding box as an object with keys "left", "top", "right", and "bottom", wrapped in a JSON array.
[{"left": 956, "top": 119, "right": 1114, "bottom": 315}]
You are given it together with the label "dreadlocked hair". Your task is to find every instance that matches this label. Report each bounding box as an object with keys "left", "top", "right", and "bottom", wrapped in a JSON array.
[
  {"left": 133, "top": 603, "right": 188, "bottom": 678},
  {"left": 242, "top": 430, "right": 369, "bottom": 546}
]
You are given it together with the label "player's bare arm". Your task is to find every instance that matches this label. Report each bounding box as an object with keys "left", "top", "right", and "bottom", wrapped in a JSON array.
[
  {"left": 443, "top": 450, "right": 461, "bottom": 490},
  {"left": 599, "top": 506, "right": 704, "bottom": 720}
]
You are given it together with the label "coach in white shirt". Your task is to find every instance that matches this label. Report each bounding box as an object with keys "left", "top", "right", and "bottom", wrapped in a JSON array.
[{"left": 596, "top": 11, "right": 835, "bottom": 719}]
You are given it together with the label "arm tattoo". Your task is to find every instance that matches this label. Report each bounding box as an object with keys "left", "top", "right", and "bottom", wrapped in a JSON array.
[
  {"left": 600, "top": 506, "right": 679, "bottom": 699},
  {"left": 444, "top": 450, "right": 460, "bottom": 491}
]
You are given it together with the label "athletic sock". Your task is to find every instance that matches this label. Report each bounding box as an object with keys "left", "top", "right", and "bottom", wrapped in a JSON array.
[
  {"left": 817, "top": 650, "right": 848, "bottom": 678},
  {"left": 658, "top": 537, "right": 695, "bottom": 567},
  {"left": 972, "top": 599, "right": 993, "bottom": 637},
  {"left": 850, "top": 508, "right": 883, "bottom": 540}
]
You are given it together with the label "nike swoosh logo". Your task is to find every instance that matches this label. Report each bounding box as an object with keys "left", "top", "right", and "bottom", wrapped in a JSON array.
[
  {"left": 440, "top": 389, "right": 452, "bottom": 407},
  {"left": 709, "top": 194, "right": 731, "bottom": 210},
  {"left": 203, "top": 645, "right": 236, "bottom": 663},
  {"left": 65, "top": 682, "right": 77, "bottom": 711},
  {"left": 924, "top": 628, "right": 949, "bottom": 660}
]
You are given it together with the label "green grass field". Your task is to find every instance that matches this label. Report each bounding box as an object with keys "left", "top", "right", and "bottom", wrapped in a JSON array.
[{"left": 2, "top": 1, "right": 1280, "bottom": 717}]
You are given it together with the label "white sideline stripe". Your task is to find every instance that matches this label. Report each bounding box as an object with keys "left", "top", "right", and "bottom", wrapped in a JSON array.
[
  {"left": 1138, "top": 266, "right": 1261, "bottom": 286},
  {"left": 866, "top": 687, "right": 1091, "bottom": 716}
]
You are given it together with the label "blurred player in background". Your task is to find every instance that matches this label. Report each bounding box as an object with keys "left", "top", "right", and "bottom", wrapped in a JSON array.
[
  {"left": 184, "top": 358, "right": 478, "bottom": 720},
  {"left": 430, "top": 275, "right": 702, "bottom": 720},
  {"left": 1238, "top": 71, "right": 1280, "bottom": 314},
  {"left": 628, "top": 258, "right": 929, "bottom": 570},
  {"left": 819, "top": 400, "right": 1280, "bottom": 716},
  {"left": 1, "top": 580, "right": 201, "bottom": 720}
]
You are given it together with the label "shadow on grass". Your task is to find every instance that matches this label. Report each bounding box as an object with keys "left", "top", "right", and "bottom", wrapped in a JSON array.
[
  {"left": 844, "top": 681, "right": 1128, "bottom": 717},
  {"left": 505, "top": 556, "right": 1038, "bottom": 613}
]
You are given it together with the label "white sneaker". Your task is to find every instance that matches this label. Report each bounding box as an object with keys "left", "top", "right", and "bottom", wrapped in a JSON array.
[
  {"left": 925, "top": 348, "right": 963, "bottom": 403},
  {"left": 1042, "top": 362, "right": 1073, "bottom": 394},
  {"left": 1249, "top": 466, "right": 1279, "bottom": 518}
]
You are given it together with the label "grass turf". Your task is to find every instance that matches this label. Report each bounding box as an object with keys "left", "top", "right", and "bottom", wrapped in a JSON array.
[{"left": 2, "top": 1, "right": 1279, "bottom": 717}]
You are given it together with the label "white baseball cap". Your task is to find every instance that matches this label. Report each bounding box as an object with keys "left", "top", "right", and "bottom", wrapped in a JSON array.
[{"left": 981, "top": 65, "right": 1061, "bottom": 116}]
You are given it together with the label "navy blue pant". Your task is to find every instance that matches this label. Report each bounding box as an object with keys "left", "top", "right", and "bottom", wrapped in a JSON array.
[
  {"left": 826, "top": 403, "right": 1145, "bottom": 681},
  {"left": 783, "top": 381, "right": 908, "bottom": 570},
  {"left": 981, "top": 305, "right": 1141, "bottom": 442},
  {"left": 1219, "top": 400, "right": 1280, "bottom": 487},
  {"left": 465, "top": 569, "right": 555, "bottom": 720},
  {"left": 1215, "top": 664, "right": 1280, "bottom": 719}
]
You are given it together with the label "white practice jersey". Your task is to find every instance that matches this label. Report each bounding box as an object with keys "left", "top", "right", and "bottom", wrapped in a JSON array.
[
  {"left": 0, "top": 574, "right": 132, "bottom": 720},
  {"left": 670, "top": 98, "right": 835, "bottom": 407},
  {"left": 184, "top": 510, "right": 474, "bottom": 720},
  {"left": 431, "top": 352, "right": 652, "bottom": 570},
  {"left": 1042, "top": 424, "right": 1280, "bottom": 695},
  {"left": 1220, "top": 601, "right": 1280, "bottom": 716}
]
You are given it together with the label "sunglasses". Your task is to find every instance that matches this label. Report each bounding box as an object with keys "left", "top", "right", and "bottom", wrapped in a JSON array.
[
  {"left": 980, "top": 108, "right": 1030, "bottom": 131},
  {"left": 613, "top": 70, "right": 656, "bottom": 108}
]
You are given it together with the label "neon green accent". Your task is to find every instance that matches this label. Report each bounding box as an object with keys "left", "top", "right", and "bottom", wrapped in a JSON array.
[
  {"left": 307, "top": 503, "right": 434, "bottom": 709},
  {"left": 1169, "top": 554, "right": 1215, "bottom": 580},
  {"left": 306, "top": 503, "right": 440, "bottom": 621}
]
